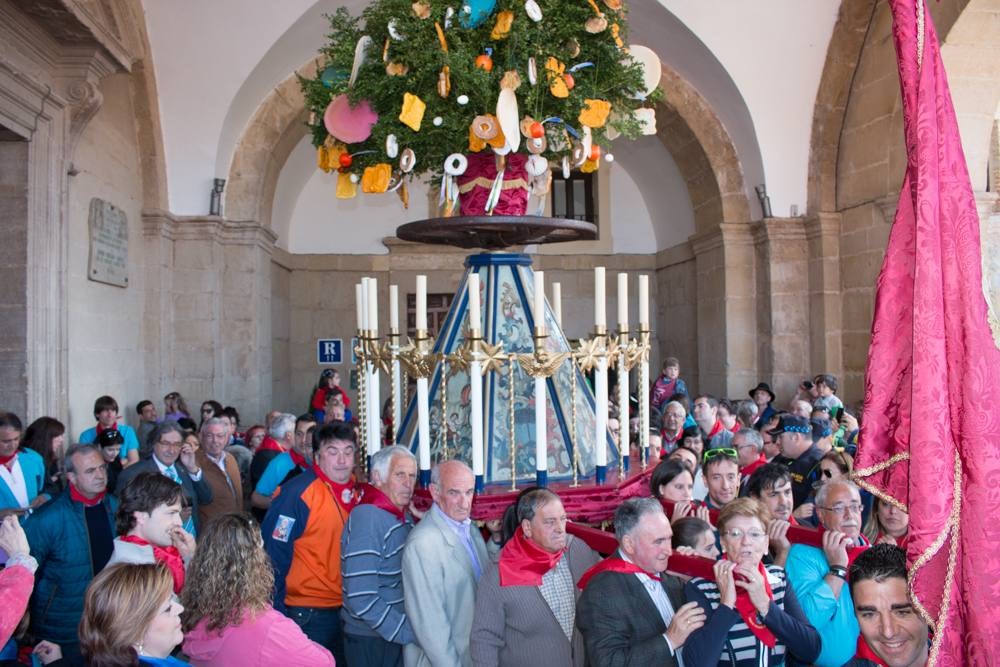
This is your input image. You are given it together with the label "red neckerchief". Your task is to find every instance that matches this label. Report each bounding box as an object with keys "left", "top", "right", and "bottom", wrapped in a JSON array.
[
  {"left": 119, "top": 535, "right": 185, "bottom": 593},
  {"left": 788, "top": 514, "right": 800, "bottom": 527},
  {"left": 855, "top": 635, "right": 890, "bottom": 666},
  {"left": 728, "top": 422, "right": 741, "bottom": 433},
  {"left": 876, "top": 531, "right": 909, "bottom": 550},
  {"left": 288, "top": 448, "right": 308, "bottom": 469},
  {"left": 257, "top": 436, "right": 285, "bottom": 453},
  {"left": 707, "top": 420, "right": 725, "bottom": 439},
  {"left": 312, "top": 464, "right": 360, "bottom": 511},
  {"left": 95, "top": 423, "right": 118, "bottom": 436},
  {"left": 499, "top": 526, "right": 565, "bottom": 587},
  {"left": 847, "top": 534, "right": 871, "bottom": 566},
  {"left": 360, "top": 484, "right": 406, "bottom": 523},
  {"left": 740, "top": 454, "right": 768, "bottom": 478},
  {"left": 0, "top": 450, "right": 16, "bottom": 469},
  {"left": 724, "top": 555, "right": 776, "bottom": 648},
  {"left": 577, "top": 555, "right": 659, "bottom": 590},
  {"left": 661, "top": 427, "right": 683, "bottom": 444},
  {"left": 69, "top": 483, "right": 105, "bottom": 507}
]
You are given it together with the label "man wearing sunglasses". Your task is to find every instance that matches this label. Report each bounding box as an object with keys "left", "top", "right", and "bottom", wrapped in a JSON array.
[
  {"left": 785, "top": 480, "right": 870, "bottom": 667},
  {"left": 701, "top": 448, "right": 739, "bottom": 511}
]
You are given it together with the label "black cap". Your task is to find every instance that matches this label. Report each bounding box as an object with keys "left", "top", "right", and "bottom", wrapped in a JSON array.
[
  {"left": 811, "top": 417, "right": 832, "bottom": 441},
  {"left": 768, "top": 414, "right": 811, "bottom": 437}
]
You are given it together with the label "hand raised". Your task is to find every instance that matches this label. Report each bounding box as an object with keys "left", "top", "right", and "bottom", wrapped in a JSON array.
[
  {"left": 714, "top": 559, "right": 737, "bottom": 608},
  {"left": 665, "top": 601, "right": 707, "bottom": 649},
  {"left": 821, "top": 529, "right": 851, "bottom": 568}
]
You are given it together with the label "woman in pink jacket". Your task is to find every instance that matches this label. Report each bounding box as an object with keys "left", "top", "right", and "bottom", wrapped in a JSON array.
[{"left": 180, "top": 513, "right": 335, "bottom": 666}]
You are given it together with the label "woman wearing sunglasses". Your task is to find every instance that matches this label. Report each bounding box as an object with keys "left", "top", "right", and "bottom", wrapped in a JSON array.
[{"left": 682, "top": 498, "right": 821, "bottom": 667}]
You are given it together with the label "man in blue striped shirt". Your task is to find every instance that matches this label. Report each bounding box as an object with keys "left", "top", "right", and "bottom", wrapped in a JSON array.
[{"left": 341, "top": 445, "right": 417, "bottom": 667}]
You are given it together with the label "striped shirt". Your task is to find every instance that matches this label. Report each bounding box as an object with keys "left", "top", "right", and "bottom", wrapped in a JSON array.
[
  {"left": 688, "top": 565, "right": 789, "bottom": 666},
  {"left": 340, "top": 503, "right": 415, "bottom": 644}
]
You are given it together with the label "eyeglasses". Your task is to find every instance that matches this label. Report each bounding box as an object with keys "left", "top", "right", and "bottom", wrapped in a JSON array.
[
  {"left": 157, "top": 440, "right": 183, "bottom": 449},
  {"left": 721, "top": 528, "right": 768, "bottom": 541},
  {"left": 818, "top": 502, "right": 863, "bottom": 514},
  {"left": 702, "top": 448, "right": 738, "bottom": 463}
]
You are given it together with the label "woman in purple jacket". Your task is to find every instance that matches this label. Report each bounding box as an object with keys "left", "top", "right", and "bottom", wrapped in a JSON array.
[{"left": 181, "top": 514, "right": 334, "bottom": 667}]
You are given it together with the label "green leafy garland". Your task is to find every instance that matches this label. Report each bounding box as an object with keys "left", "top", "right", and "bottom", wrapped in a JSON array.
[{"left": 301, "top": 0, "right": 660, "bottom": 187}]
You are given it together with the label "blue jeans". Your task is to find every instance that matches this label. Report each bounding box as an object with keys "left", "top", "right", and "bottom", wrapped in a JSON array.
[
  {"left": 286, "top": 606, "right": 345, "bottom": 666},
  {"left": 344, "top": 633, "right": 403, "bottom": 667}
]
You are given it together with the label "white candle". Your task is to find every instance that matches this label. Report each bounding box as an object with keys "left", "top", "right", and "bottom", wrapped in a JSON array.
[
  {"left": 360, "top": 278, "right": 370, "bottom": 331},
  {"left": 416, "top": 275, "right": 427, "bottom": 331},
  {"left": 417, "top": 377, "right": 430, "bottom": 471},
  {"left": 638, "top": 275, "right": 649, "bottom": 328},
  {"left": 535, "top": 376, "right": 547, "bottom": 475},
  {"left": 468, "top": 273, "right": 481, "bottom": 333},
  {"left": 595, "top": 356, "right": 608, "bottom": 468},
  {"left": 471, "top": 357, "right": 484, "bottom": 479},
  {"left": 367, "top": 277, "right": 378, "bottom": 334},
  {"left": 617, "top": 273, "right": 628, "bottom": 332},
  {"left": 389, "top": 284, "right": 399, "bottom": 331},
  {"left": 594, "top": 267, "right": 606, "bottom": 330},
  {"left": 355, "top": 284, "right": 364, "bottom": 331},
  {"left": 552, "top": 282, "right": 562, "bottom": 328},
  {"left": 533, "top": 270, "right": 545, "bottom": 332}
]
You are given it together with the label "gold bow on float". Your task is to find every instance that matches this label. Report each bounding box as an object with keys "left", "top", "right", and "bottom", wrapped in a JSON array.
[{"left": 517, "top": 349, "right": 572, "bottom": 379}]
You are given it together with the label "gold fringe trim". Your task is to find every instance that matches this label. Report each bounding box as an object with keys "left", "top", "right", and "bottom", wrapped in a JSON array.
[
  {"left": 458, "top": 177, "right": 529, "bottom": 194},
  {"left": 916, "top": 0, "right": 925, "bottom": 74},
  {"left": 905, "top": 452, "right": 961, "bottom": 666},
  {"left": 852, "top": 451, "right": 910, "bottom": 476}
]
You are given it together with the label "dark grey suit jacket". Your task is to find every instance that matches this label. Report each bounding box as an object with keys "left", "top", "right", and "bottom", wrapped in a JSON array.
[
  {"left": 470, "top": 535, "right": 601, "bottom": 667},
  {"left": 114, "top": 457, "right": 213, "bottom": 533},
  {"left": 576, "top": 554, "right": 687, "bottom": 667}
]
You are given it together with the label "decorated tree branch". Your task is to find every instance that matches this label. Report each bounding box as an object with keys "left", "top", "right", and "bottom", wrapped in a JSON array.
[{"left": 301, "top": 0, "right": 661, "bottom": 215}]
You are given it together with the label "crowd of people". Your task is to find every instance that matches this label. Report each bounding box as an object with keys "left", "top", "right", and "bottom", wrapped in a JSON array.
[{"left": 0, "top": 364, "right": 926, "bottom": 667}]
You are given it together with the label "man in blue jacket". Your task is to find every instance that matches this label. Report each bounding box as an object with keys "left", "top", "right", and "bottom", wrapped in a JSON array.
[{"left": 25, "top": 443, "right": 117, "bottom": 666}]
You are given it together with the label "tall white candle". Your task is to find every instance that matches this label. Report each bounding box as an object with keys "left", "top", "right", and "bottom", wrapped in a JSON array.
[
  {"left": 552, "top": 283, "right": 562, "bottom": 328},
  {"left": 594, "top": 267, "right": 606, "bottom": 330},
  {"left": 355, "top": 284, "right": 364, "bottom": 330},
  {"left": 533, "top": 270, "right": 545, "bottom": 332},
  {"left": 415, "top": 275, "right": 427, "bottom": 331},
  {"left": 360, "top": 278, "right": 370, "bottom": 331},
  {"left": 617, "top": 273, "right": 628, "bottom": 332},
  {"left": 595, "top": 356, "right": 608, "bottom": 468},
  {"left": 367, "top": 278, "right": 378, "bottom": 334},
  {"left": 470, "top": 356, "right": 484, "bottom": 480},
  {"left": 535, "top": 376, "right": 547, "bottom": 476},
  {"left": 389, "top": 284, "right": 399, "bottom": 331},
  {"left": 468, "top": 274, "right": 481, "bottom": 332},
  {"left": 638, "top": 275, "right": 649, "bottom": 328},
  {"left": 417, "top": 377, "right": 431, "bottom": 471}
]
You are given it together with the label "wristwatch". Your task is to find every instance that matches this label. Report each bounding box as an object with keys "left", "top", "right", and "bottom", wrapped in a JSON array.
[{"left": 828, "top": 565, "right": 848, "bottom": 580}]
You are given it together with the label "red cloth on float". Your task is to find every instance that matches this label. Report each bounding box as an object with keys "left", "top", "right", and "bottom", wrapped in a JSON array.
[
  {"left": 457, "top": 152, "right": 529, "bottom": 216},
  {"left": 498, "top": 527, "right": 564, "bottom": 587},
  {"left": 853, "top": 1, "right": 1000, "bottom": 660},
  {"left": 119, "top": 534, "right": 185, "bottom": 593}
]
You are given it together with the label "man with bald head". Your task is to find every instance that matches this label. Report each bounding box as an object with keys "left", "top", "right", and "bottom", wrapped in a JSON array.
[{"left": 402, "top": 460, "right": 489, "bottom": 667}]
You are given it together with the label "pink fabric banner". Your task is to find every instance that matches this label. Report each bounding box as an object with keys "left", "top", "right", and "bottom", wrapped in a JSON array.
[{"left": 855, "top": 1, "right": 1000, "bottom": 663}]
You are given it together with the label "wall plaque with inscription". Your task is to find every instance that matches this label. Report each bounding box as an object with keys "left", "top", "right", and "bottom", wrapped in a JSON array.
[{"left": 87, "top": 198, "right": 128, "bottom": 288}]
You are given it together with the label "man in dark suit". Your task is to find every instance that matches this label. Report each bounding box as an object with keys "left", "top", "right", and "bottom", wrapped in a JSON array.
[
  {"left": 115, "top": 420, "right": 212, "bottom": 535},
  {"left": 576, "top": 497, "right": 706, "bottom": 666}
]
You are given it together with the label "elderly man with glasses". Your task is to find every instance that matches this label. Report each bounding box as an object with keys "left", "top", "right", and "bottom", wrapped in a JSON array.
[{"left": 785, "top": 480, "right": 871, "bottom": 667}]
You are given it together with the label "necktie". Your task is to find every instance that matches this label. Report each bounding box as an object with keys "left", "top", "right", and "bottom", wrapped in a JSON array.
[{"left": 164, "top": 466, "right": 196, "bottom": 537}]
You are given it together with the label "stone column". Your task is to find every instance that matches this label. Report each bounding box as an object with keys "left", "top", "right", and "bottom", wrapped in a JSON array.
[
  {"left": 690, "top": 223, "right": 756, "bottom": 397},
  {"left": 753, "top": 218, "right": 811, "bottom": 403},
  {"left": 142, "top": 212, "right": 277, "bottom": 424},
  {"left": 805, "top": 212, "right": 843, "bottom": 385}
]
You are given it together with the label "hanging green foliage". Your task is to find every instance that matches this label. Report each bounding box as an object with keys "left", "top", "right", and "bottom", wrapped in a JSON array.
[{"left": 301, "top": 0, "right": 661, "bottom": 194}]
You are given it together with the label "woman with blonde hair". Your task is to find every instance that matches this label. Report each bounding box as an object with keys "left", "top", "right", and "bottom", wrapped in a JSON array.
[
  {"left": 79, "top": 562, "right": 187, "bottom": 666},
  {"left": 181, "top": 513, "right": 334, "bottom": 666},
  {"left": 863, "top": 496, "right": 910, "bottom": 548}
]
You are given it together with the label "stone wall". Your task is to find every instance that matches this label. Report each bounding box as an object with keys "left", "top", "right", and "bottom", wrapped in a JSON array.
[{"left": 0, "top": 138, "right": 29, "bottom": 417}]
